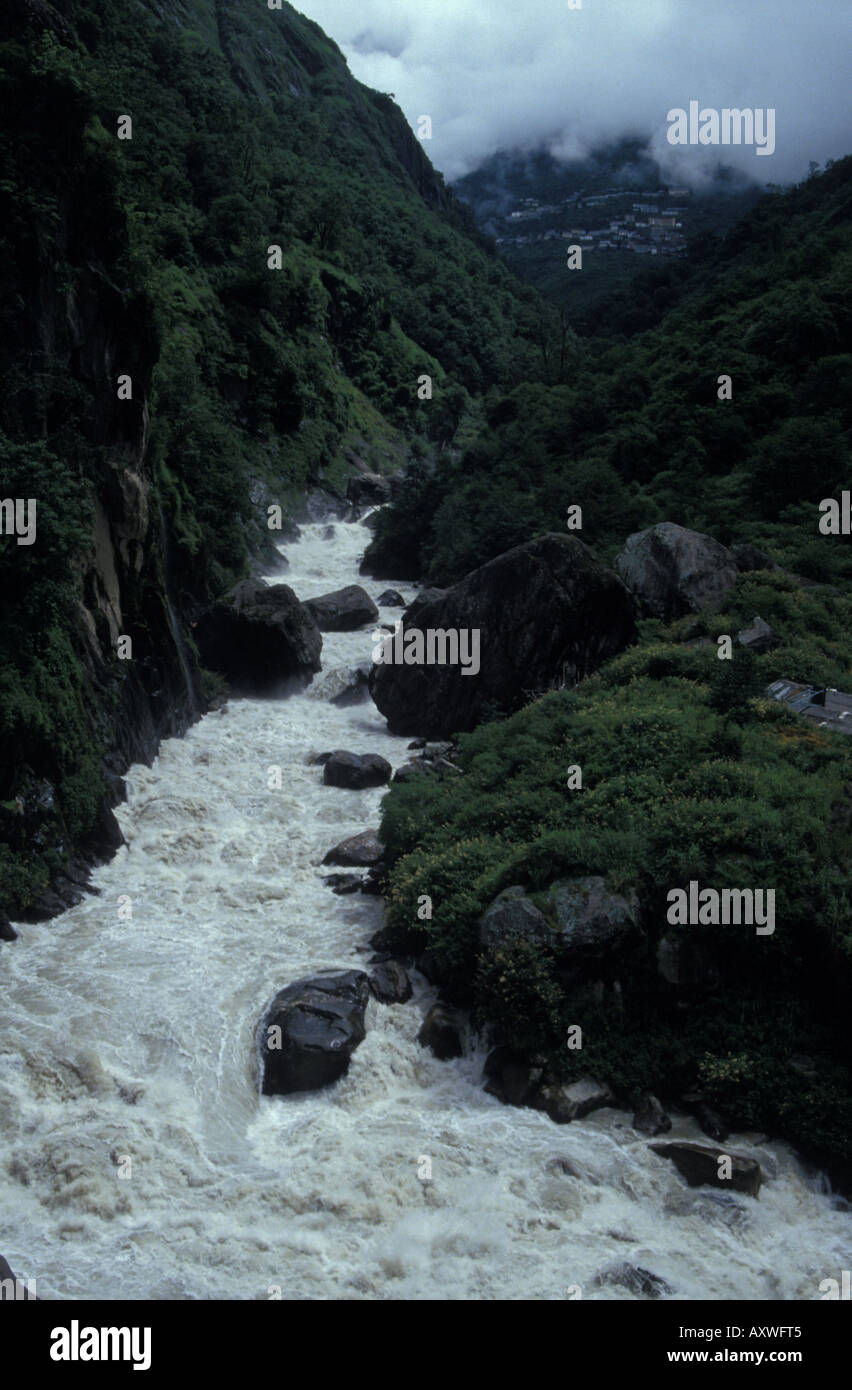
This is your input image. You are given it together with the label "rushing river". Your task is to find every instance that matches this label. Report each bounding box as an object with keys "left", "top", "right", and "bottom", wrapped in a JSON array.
[{"left": 2, "top": 518, "right": 850, "bottom": 1300}]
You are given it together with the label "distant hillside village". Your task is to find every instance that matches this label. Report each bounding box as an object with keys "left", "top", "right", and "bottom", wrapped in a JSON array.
[{"left": 494, "top": 184, "right": 691, "bottom": 258}]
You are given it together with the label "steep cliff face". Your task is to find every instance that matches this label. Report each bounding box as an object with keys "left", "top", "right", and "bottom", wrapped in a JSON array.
[{"left": 0, "top": 0, "right": 546, "bottom": 917}]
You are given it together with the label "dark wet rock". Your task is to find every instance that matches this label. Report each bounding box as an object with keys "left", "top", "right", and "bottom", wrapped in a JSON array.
[
  {"left": 730, "top": 544, "right": 777, "bottom": 573},
  {"left": 0, "top": 916, "right": 18, "bottom": 942},
  {"left": 376, "top": 589, "right": 405, "bottom": 607},
  {"left": 322, "top": 751, "right": 392, "bottom": 790},
  {"left": 736, "top": 615, "right": 775, "bottom": 653},
  {"left": 258, "top": 970, "right": 370, "bottom": 1095},
  {"left": 407, "top": 738, "right": 427, "bottom": 750},
  {"left": 478, "top": 886, "right": 554, "bottom": 952},
  {"left": 633, "top": 1094, "right": 672, "bottom": 1137},
  {"left": 696, "top": 1104, "right": 729, "bottom": 1144},
  {"left": 417, "top": 1003, "right": 465, "bottom": 1060},
  {"left": 321, "top": 524, "right": 336, "bottom": 540},
  {"left": 370, "top": 535, "right": 636, "bottom": 738},
  {"left": 392, "top": 760, "right": 436, "bottom": 784},
  {"left": 360, "top": 867, "right": 385, "bottom": 896},
  {"left": 544, "top": 877, "right": 641, "bottom": 967},
  {"left": 614, "top": 522, "right": 739, "bottom": 621},
  {"left": 533, "top": 1076, "right": 614, "bottom": 1125},
  {"left": 368, "top": 961, "right": 412, "bottom": 1004},
  {"left": 415, "top": 949, "right": 442, "bottom": 985},
  {"left": 322, "top": 830, "right": 384, "bottom": 867},
  {"left": 304, "top": 585, "right": 379, "bottom": 632},
  {"left": 650, "top": 1141, "right": 762, "bottom": 1197},
  {"left": 347, "top": 472, "right": 392, "bottom": 507},
  {"left": 484, "top": 1048, "right": 544, "bottom": 1106},
  {"left": 314, "top": 665, "right": 371, "bottom": 706},
  {"left": 360, "top": 511, "right": 381, "bottom": 533},
  {"left": 594, "top": 1263, "right": 672, "bottom": 1299},
  {"left": 195, "top": 580, "right": 322, "bottom": 694},
  {"left": 322, "top": 873, "right": 363, "bottom": 895}
]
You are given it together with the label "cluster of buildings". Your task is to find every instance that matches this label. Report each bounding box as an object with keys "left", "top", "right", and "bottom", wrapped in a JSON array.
[{"left": 496, "top": 185, "right": 690, "bottom": 259}]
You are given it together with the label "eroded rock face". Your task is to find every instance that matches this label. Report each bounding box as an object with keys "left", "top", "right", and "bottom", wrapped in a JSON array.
[
  {"left": 304, "top": 585, "right": 379, "bottom": 632},
  {"left": 195, "top": 580, "right": 321, "bottom": 693},
  {"left": 650, "top": 1141, "right": 762, "bottom": 1197},
  {"left": 258, "top": 971, "right": 370, "bottom": 1095},
  {"left": 614, "top": 523, "right": 739, "bottom": 621},
  {"left": 369, "top": 534, "right": 636, "bottom": 738}
]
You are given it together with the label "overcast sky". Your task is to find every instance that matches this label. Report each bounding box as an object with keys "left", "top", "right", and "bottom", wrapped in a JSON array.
[{"left": 295, "top": 0, "right": 852, "bottom": 185}]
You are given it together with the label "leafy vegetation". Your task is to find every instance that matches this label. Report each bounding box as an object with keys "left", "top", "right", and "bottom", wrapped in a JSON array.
[{"left": 0, "top": 0, "right": 549, "bottom": 912}]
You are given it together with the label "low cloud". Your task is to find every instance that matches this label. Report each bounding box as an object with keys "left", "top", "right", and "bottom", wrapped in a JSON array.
[{"left": 296, "top": 0, "right": 852, "bottom": 183}]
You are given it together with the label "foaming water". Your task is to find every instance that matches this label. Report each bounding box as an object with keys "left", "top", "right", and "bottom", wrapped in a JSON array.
[{"left": 1, "top": 519, "right": 849, "bottom": 1300}]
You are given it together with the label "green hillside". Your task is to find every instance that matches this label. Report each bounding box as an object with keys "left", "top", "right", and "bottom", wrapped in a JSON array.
[{"left": 0, "top": 0, "right": 549, "bottom": 915}]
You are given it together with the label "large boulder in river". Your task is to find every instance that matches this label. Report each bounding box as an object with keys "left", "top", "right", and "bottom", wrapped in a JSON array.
[
  {"left": 322, "top": 751, "right": 392, "bottom": 789},
  {"left": 304, "top": 585, "right": 379, "bottom": 632},
  {"left": 650, "top": 1141, "right": 762, "bottom": 1197},
  {"left": 258, "top": 971, "right": 370, "bottom": 1095},
  {"left": 322, "top": 829, "right": 384, "bottom": 867},
  {"left": 369, "top": 535, "right": 636, "bottom": 738},
  {"left": 417, "top": 1004, "right": 465, "bottom": 1060},
  {"left": 614, "top": 523, "right": 739, "bottom": 621},
  {"left": 195, "top": 580, "right": 321, "bottom": 693}
]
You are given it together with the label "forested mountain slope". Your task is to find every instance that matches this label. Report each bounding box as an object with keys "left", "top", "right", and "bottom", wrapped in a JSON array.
[{"left": 0, "top": 0, "right": 548, "bottom": 917}]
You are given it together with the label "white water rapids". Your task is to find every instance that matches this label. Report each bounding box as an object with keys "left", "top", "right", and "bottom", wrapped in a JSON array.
[{"left": 2, "top": 517, "right": 850, "bottom": 1300}]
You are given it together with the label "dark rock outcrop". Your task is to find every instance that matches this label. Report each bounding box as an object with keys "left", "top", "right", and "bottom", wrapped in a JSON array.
[
  {"left": 195, "top": 580, "right": 321, "bottom": 693},
  {"left": 484, "top": 1048, "right": 544, "bottom": 1107},
  {"left": 376, "top": 589, "right": 405, "bottom": 607},
  {"left": 369, "top": 534, "right": 636, "bottom": 737},
  {"left": 731, "top": 544, "right": 777, "bottom": 573},
  {"left": 368, "top": 961, "right": 412, "bottom": 1004},
  {"left": 544, "top": 877, "right": 641, "bottom": 969},
  {"left": 304, "top": 585, "right": 379, "bottom": 632},
  {"left": 258, "top": 971, "right": 370, "bottom": 1095},
  {"left": 346, "top": 473, "right": 392, "bottom": 507},
  {"left": 312, "top": 665, "right": 371, "bottom": 706},
  {"left": 633, "top": 1094, "right": 672, "bottom": 1137},
  {"left": 594, "top": 1263, "right": 672, "bottom": 1299},
  {"left": 736, "top": 615, "right": 775, "bottom": 653},
  {"left": 650, "top": 1141, "right": 762, "bottom": 1197},
  {"left": 0, "top": 916, "right": 18, "bottom": 942},
  {"left": 479, "top": 886, "right": 554, "bottom": 952},
  {"left": 322, "top": 751, "right": 392, "bottom": 790},
  {"left": 322, "top": 873, "right": 363, "bottom": 895},
  {"left": 322, "top": 830, "right": 383, "bottom": 867},
  {"left": 417, "top": 1004, "right": 465, "bottom": 1060},
  {"left": 533, "top": 1076, "right": 614, "bottom": 1125},
  {"left": 614, "top": 523, "right": 739, "bottom": 621}
]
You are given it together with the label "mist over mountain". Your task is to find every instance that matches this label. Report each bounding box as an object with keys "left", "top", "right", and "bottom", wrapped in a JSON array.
[{"left": 298, "top": 0, "right": 852, "bottom": 185}]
